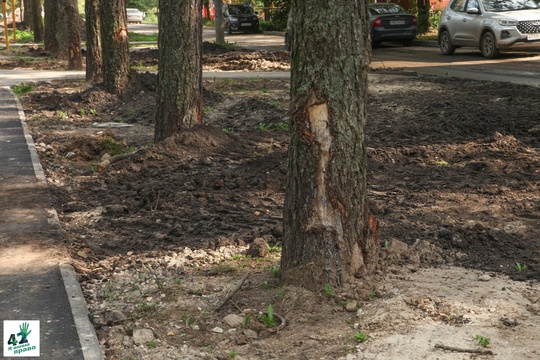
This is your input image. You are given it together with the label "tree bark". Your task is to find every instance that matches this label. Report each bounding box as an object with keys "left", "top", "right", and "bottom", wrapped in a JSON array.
[
  {"left": 23, "top": 0, "right": 32, "bottom": 29},
  {"left": 44, "top": 0, "right": 59, "bottom": 54},
  {"left": 31, "top": 0, "right": 43, "bottom": 42},
  {"left": 55, "top": 0, "right": 82, "bottom": 69},
  {"left": 100, "top": 0, "right": 130, "bottom": 94},
  {"left": 154, "top": 0, "right": 203, "bottom": 143},
  {"left": 281, "top": 0, "right": 378, "bottom": 292},
  {"left": 85, "top": 0, "right": 102, "bottom": 82},
  {"left": 214, "top": 0, "right": 224, "bottom": 45}
]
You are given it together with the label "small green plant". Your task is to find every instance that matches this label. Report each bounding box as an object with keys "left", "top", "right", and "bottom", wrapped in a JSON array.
[
  {"left": 275, "top": 287, "right": 286, "bottom": 300},
  {"left": 267, "top": 243, "right": 281, "bottom": 253},
  {"left": 257, "top": 122, "right": 270, "bottom": 131},
  {"left": 268, "top": 101, "right": 280, "bottom": 106},
  {"left": 258, "top": 304, "right": 276, "bottom": 328},
  {"left": 12, "top": 83, "right": 33, "bottom": 96},
  {"left": 270, "top": 265, "right": 281, "bottom": 278},
  {"left": 242, "top": 315, "right": 251, "bottom": 329},
  {"left": 384, "top": 240, "right": 390, "bottom": 248},
  {"left": 90, "top": 109, "right": 98, "bottom": 116},
  {"left": 434, "top": 159, "right": 450, "bottom": 167},
  {"left": 228, "top": 349, "right": 238, "bottom": 359},
  {"left": 79, "top": 108, "right": 86, "bottom": 116},
  {"left": 57, "top": 110, "right": 68, "bottom": 119},
  {"left": 475, "top": 334, "right": 490, "bottom": 347},
  {"left": 203, "top": 106, "right": 211, "bottom": 114},
  {"left": 222, "top": 127, "right": 234, "bottom": 133},
  {"left": 353, "top": 331, "right": 368, "bottom": 343},
  {"left": 147, "top": 340, "right": 158, "bottom": 349},
  {"left": 262, "top": 281, "right": 271, "bottom": 289},
  {"left": 135, "top": 302, "right": 157, "bottom": 318},
  {"left": 324, "top": 284, "right": 334, "bottom": 298},
  {"left": 369, "top": 290, "right": 378, "bottom": 298},
  {"left": 213, "top": 40, "right": 242, "bottom": 50},
  {"left": 216, "top": 78, "right": 232, "bottom": 88},
  {"left": 261, "top": 88, "right": 269, "bottom": 93},
  {"left": 101, "top": 280, "right": 116, "bottom": 300},
  {"left": 516, "top": 262, "right": 527, "bottom": 272},
  {"left": 129, "top": 109, "right": 138, "bottom": 117},
  {"left": 271, "top": 121, "right": 289, "bottom": 132}
]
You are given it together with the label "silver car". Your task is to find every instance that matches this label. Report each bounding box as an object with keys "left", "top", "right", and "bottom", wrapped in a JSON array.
[{"left": 438, "top": 0, "right": 540, "bottom": 58}]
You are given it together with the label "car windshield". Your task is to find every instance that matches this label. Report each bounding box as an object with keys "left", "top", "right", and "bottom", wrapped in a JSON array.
[
  {"left": 127, "top": 9, "right": 138, "bottom": 14},
  {"left": 482, "top": 0, "right": 539, "bottom": 11},
  {"left": 228, "top": 5, "right": 253, "bottom": 15},
  {"left": 369, "top": 4, "right": 407, "bottom": 15}
]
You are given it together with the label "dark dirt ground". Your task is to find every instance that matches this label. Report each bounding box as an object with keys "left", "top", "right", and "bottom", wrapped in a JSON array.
[{"left": 9, "top": 45, "right": 540, "bottom": 359}]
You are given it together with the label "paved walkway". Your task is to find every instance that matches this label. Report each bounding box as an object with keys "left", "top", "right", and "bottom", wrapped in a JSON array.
[{"left": 0, "top": 87, "right": 102, "bottom": 359}]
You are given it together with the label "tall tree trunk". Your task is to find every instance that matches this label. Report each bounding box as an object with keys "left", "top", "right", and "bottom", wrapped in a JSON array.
[
  {"left": 44, "top": 0, "right": 59, "bottom": 54},
  {"left": 154, "top": 0, "right": 203, "bottom": 143},
  {"left": 56, "top": 0, "right": 82, "bottom": 69},
  {"left": 85, "top": 0, "right": 102, "bottom": 82},
  {"left": 31, "top": 0, "right": 43, "bottom": 42},
  {"left": 100, "top": 0, "right": 130, "bottom": 94},
  {"left": 214, "top": 0, "right": 224, "bottom": 45},
  {"left": 23, "top": 0, "right": 32, "bottom": 29},
  {"left": 281, "top": 0, "right": 378, "bottom": 292}
]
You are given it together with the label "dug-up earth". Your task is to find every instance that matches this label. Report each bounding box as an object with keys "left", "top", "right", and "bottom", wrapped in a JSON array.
[{"left": 11, "top": 44, "right": 540, "bottom": 360}]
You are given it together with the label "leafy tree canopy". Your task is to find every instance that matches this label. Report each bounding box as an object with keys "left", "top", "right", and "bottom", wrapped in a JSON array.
[{"left": 126, "top": 0, "right": 157, "bottom": 12}]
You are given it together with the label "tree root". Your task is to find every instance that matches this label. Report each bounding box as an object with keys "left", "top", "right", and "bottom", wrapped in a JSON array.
[
  {"left": 97, "top": 152, "right": 135, "bottom": 173},
  {"left": 435, "top": 343, "right": 495, "bottom": 355}
]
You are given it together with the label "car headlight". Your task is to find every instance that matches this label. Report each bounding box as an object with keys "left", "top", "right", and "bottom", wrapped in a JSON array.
[
  {"left": 497, "top": 18, "right": 518, "bottom": 26},
  {"left": 229, "top": 17, "right": 238, "bottom": 21}
]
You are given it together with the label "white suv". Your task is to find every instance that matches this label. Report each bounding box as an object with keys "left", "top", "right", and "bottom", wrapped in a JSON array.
[{"left": 438, "top": 0, "right": 540, "bottom": 58}]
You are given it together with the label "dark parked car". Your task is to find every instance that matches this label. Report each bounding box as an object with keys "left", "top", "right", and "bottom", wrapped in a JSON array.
[
  {"left": 369, "top": 3, "right": 417, "bottom": 47},
  {"left": 223, "top": 4, "right": 259, "bottom": 34}
]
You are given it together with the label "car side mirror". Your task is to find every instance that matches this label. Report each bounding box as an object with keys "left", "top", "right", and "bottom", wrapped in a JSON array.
[{"left": 466, "top": 7, "right": 480, "bottom": 14}]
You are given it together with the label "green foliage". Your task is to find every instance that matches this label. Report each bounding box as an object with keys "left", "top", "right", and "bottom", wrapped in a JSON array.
[
  {"left": 7, "top": 29, "right": 35, "bottom": 44},
  {"left": 57, "top": 110, "right": 68, "bottom": 119},
  {"left": 135, "top": 301, "right": 157, "bottom": 317},
  {"left": 128, "top": 32, "right": 158, "bottom": 42},
  {"left": 270, "top": 265, "right": 281, "bottom": 277},
  {"left": 147, "top": 340, "right": 158, "bottom": 349},
  {"left": 515, "top": 262, "right": 527, "bottom": 272},
  {"left": 90, "top": 109, "right": 98, "bottom": 116},
  {"left": 267, "top": 243, "right": 281, "bottom": 253},
  {"left": 242, "top": 315, "right": 251, "bottom": 329},
  {"left": 259, "top": 20, "right": 286, "bottom": 32},
  {"left": 369, "top": 290, "right": 378, "bottom": 298},
  {"left": 258, "top": 304, "right": 276, "bottom": 328},
  {"left": 11, "top": 83, "right": 33, "bottom": 96},
  {"left": 475, "top": 334, "right": 490, "bottom": 347},
  {"left": 353, "top": 332, "right": 368, "bottom": 343},
  {"left": 324, "top": 284, "right": 334, "bottom": 298},
  {"left": 228, "top": 350, "right": 238, "bottom": 359}
]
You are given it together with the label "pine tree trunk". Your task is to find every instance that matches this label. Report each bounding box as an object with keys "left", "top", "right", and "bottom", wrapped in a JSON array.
[
  {"left": 100, "top": 0, "right": 130, "bottom": 94},
  {"left": 85, "top": 0, "right": 102, "bottom": 82},
  {"left": 281, "top": 0, "right": 378, "bottom": 292},
  {"left": 44, "top": 0, "right": 59, "bottom": 54},
  {"left": 55, "top": 0, "right": 82, "bottom": 69},
  {"left": 154, "top": 0, "right": 203, "bottom": 142},
  {"left": 23, "top": 0, "right": 32, "bottom": 29}
]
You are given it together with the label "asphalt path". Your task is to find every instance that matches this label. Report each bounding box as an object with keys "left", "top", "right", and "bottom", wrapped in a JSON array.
[{"left": 3, "top": 25, "right": 540, "bottom": 87}]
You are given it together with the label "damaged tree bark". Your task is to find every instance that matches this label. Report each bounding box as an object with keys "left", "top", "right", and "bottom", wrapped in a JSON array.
[{"left": 281, "top": 0, "right": 378, "bottom": 292}]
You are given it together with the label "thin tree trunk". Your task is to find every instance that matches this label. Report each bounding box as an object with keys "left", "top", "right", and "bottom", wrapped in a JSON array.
[
  {"left": 44, "top": 0, "right": 59, "bottom": 53},
  {"left": 100, "top": 0, "right": 130, "bottom": 94},
  {"left": 85, "top": 0, "right": 102, "bottom": 82},
  {"left": 214, "top": 0, "right": 224, "bottom": 45},
  {"left": 154, "top": 0, "right": 203, "bottom": 142},
  {"left": 56, "top": 0, "right": 82, "bottom": 69},
  {"left": 281, "top": 0, "right": 378, "bottom": 292},
  {"left": 31, "top": 0, "right": 43, "bottom": 42},
  {"left": 23, "top": 0, "right": 32, "bottom": 29}
]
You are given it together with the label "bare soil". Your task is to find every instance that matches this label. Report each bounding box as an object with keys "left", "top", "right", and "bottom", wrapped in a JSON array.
[{"left": 14, "top": 45, "right": 540, "bottom": 359}]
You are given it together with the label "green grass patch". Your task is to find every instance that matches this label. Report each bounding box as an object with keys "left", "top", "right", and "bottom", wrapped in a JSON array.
[
  {"left": 11, "top": 83, "right": 33, "bottom": 96},
  {"left": 128, "top": 32, "right": 158, "bottom": 42},
  {"left": 4, "top": 29, "right": 36, "bottom": 44}
]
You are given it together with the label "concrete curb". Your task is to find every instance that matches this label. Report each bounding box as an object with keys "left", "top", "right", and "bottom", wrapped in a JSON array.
[
  {"left": 3, "top": 86, "right": 104, "bottom": 360},
  {"left": 61, "top": 265, "right": 103, "bottom": 360}
]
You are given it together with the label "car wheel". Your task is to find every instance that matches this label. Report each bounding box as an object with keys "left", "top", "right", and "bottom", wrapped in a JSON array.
[
  {"left": 403, "top": 39, "right": 413, "bottom": 47},
  {"left": 480, "top": 32, "right": 500, "bottom": 59},
  {"left": 439, "top": 30, "right": 456, "bottom": 55},
  {"left": 227, "top": 24, "right": 233, "bottom": 35}
]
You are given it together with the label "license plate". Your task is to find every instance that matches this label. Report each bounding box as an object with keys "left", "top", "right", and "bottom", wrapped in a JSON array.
[
  {"left": 390, "top": 20, "right": 405, "bottom": 25},
  {"left": 241, "top": 23, "right": 251, "bottom": 27},
  {"left": 527, "top": 33, "right": 540, "bottom": 40}
]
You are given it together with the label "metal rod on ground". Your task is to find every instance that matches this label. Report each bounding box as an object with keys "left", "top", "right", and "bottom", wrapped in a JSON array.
[
  {"left": 10, "top": 0, "right": 15, "bottom": 42},
  {"left": 2, "top": 0, "right": 9, "bottom": 49}
]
